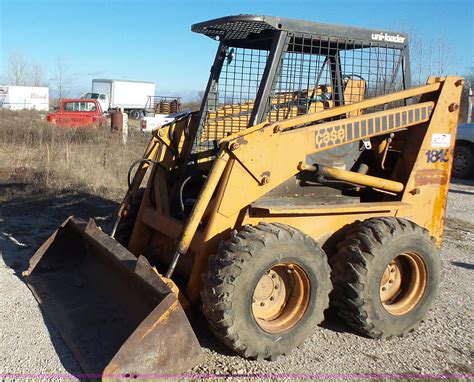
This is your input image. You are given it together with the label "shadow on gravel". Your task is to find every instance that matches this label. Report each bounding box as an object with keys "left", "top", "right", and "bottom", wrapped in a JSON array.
[
  {"left": 0, "top": 178, "right": 364, "bottom": 374},
  {"left": 449, "top": 188, "right": 474, "bottom": 196},
  {"left": 451, "top": 177, "right": 474, "bottom": 186},
  {"left": 321, "top": 309, "right": 359, "bottom": 335},
  {"left": 0, "top": 180, "right": 119, "bottom": 378},
  {"left": 0, "top": 181, "right": 118, "bottom": 275},
  {"left": 450, "top": 261, "right": 474, "bottom": 270},
  {"left": 0, "top": 179, "right": 241, "bottom": 374}
]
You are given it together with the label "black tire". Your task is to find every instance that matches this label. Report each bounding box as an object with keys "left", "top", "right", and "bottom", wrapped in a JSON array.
[
  {"left": 330, "top": 217, "right": 441, "bottom": 339},
  {"left": 130, "top": 110, "right": 140, "bottom": 119},
  {"left": 202, "top": 222, "right": 331, "bottom": 360},
  {"left": 452, "top": 144, "right": 474, "bottom": 179},
  {"left": 114, "top": 188, "right": 145, "bottom": 247}
]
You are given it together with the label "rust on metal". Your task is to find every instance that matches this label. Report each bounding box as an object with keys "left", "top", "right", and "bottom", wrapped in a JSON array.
[
  {"left": 414, "top": 169, "right": 448, "bottom": 187},
  {"left": 448, "top": 103, "right": 459, "bottom": 112},
  {"left": 24, "top": 217, "right": 203, "bottom": 378}
]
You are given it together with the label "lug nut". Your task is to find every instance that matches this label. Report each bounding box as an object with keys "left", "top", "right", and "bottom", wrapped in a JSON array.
[
  {"left": 382, "top": 287, "right": 387, "bottom": 291},
  {"left": 270, "top": 296, "right": 275, "bottom": 301},
  {"left": 260, "top": 302, "right": 265, "bottom": 307},
  {"left": 230, "top": 142, "right": 239, "bottom": 151},
  {"left": 261, "top": 176, "right": 270, "bottom": 185}
]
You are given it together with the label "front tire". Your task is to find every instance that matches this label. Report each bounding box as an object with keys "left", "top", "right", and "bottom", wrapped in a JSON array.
[
  {"left": 202, "top": 222, "right": 331, "bottom": 360},
  {"left": 330, "top": 217, "right": 441, "bottom": 338}
]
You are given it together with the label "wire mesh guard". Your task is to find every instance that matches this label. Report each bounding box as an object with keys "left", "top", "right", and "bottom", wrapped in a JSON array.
[
  {"left": 197, "top": 47, "right": 269, "bottom": 150},
  {"left": 195, "top": 33, "right": 405, "bottom": 153}
]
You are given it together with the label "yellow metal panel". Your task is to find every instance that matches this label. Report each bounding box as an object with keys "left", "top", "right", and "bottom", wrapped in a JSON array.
[
  {"left": 399, "top": 76, "right": 463, "bottom": 245},
  {"left": 220, "top": 82, "right": 442, "bottom": 143},
  {"left": 251, "top": 201, "right": 410, "bottom": 215},
  {"left": 221, "top": 101, "right": 434, "bottom": 212},
  {"left": 241, "top": 211, "right": 401, "bottom": 247}
]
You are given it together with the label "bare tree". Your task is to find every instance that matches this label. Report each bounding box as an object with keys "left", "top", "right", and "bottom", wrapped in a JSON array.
[
  {"left": 52, "top": 58, "right": 72, "bottom": 100},
  {"left": 4, "top": 52, "right": 30, "bottom": 85},
  {"left": 407, "top": 28, "right": 454, "bottom": 85},
  {"left": 30, "top": 61, "right": 47, "bottom": 87},
  {"left": 434, "top": 37, "right": 454, "bottom": 76}
]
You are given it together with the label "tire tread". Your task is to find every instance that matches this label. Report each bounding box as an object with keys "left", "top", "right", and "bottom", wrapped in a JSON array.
[
  {"left": 330, "top": 217, "right": 437, "bottom": 338},
  {"left": 202, "top": 223, "right": 331, "bottom": 359}
]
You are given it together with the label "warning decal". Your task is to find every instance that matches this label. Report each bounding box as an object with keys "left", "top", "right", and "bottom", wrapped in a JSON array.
[{"left": 431, "top": 133, "right": 451, "bottom": 148}]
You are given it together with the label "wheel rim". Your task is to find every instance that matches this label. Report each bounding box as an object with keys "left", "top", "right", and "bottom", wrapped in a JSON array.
[
  {"left": 252, "top": 263, "right": 310, "bottom": 333},
  {"left": 454, "top": 153, "right": 467, "bottom": 172},
  {"left": 380, "top": 252, "right": 427, "bottom": 315}
]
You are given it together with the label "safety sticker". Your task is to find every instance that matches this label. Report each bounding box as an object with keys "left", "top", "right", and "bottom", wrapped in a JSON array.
[{"left": 431, "top": 133, "right": 451, "bottom": 148}]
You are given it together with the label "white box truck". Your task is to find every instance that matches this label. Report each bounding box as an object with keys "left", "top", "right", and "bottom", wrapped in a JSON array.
[
  {"left": 0, "top": 86, "right": 49, "bottom": 111},
  {"left": 82, "top": 79, "right": 155, "bottom": 119}
]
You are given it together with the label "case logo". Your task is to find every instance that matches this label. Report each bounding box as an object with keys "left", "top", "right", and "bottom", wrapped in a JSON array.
[{"left": 315, "top": 125, "right": 346, "bottom": 148}]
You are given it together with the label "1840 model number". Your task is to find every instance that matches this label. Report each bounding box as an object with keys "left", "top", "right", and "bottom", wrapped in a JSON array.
[{"left": 425, "top": 149, "right": 450, "bottom": 163}]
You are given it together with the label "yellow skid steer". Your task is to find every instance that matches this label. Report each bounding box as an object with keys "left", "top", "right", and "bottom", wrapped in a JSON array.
[{"left": 24, "top": 15, "right": 463, "bottom": 378}]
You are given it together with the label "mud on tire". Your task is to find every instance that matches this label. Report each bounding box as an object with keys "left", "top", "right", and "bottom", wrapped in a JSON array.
[
  {"left": 201, "top": 222, "right": 332, "bottom": 360},
  {"left": 330, "top": 217, "right": 441, "bottom": 338}
]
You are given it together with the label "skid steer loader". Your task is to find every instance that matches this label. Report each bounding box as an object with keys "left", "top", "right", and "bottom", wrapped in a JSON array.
[{"left": 24, "top": 15, "right": 463, "bottom": 378}]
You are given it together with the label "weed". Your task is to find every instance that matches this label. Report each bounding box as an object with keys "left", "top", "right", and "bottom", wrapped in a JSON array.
[{"left": 0, "top": 109, "right": 149, "bottom": 200}]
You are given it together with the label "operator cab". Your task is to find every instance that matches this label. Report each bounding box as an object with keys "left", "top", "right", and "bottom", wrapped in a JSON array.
[{"left": 171, "top": 15, "right": 412, "bottom": 215}]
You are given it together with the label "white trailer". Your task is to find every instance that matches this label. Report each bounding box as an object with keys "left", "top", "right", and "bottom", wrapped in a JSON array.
[
  {"left": 89, "top": 79, "right": 155, "bottom": 118},
  {"left": 0, "top": 86, "right": 49, "bottom": 111}
]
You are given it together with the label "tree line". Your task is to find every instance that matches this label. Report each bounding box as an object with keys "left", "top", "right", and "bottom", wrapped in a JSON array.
[
  {"left": 1, "top": 52, "right": 72, "bottom": 100},
  {"left": 1, "top": 37, "right": 473, "bottom": 118}
]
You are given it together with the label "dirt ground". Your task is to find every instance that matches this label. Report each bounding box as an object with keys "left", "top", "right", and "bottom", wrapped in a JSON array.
[{"left": 0, "top": 177, "right": 473, "bottom": 379}]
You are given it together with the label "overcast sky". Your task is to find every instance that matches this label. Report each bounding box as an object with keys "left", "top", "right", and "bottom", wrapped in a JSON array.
[{"left": 0, "top": 0, "right": 472, "bottom": 99}]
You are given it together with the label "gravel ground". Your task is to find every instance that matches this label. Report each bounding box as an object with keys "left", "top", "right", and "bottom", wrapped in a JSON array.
[{"left": 0, "top": 179, "right": 472, "bottom": 379}]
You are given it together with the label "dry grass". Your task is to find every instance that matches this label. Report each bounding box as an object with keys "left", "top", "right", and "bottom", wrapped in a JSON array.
[{"left": 0, "top": 109, "right": 150, "bottom": 200}]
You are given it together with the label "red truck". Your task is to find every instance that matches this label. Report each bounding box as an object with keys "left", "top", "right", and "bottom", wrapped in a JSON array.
[{"left": 47, "top": 99, "right": 106, "bottom": 128}]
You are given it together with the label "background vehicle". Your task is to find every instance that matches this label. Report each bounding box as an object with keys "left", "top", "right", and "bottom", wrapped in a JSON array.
[
  {"left": 80, "top": 91, "right": 108, "bottom": 114},
  {"left": 24, "top": 15, "right": 463, "bottom": 377},
  {"left": 140, "top": 95, "right": 184, "bottom": 132},
  {"left": 453, "top": 123, "right": 474, "bottom": 178},
  {"left": 140, "top": 111, "right": 189, "bottom": 132},
  {"left": 84, "top": 79, "right": 155, "bottom": 119},
  {"left": 46, "top": 98, "right": 106, "bottom": 128},
  {"left": 0, "top": 85, "right": 49, "bottom": 111}
]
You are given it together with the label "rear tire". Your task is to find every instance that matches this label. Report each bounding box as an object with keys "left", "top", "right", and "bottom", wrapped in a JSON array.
[
  {"left": 452, "top": 144, "right": 474, "bottom": 179},
  {"left": 202, "top": 222, "right": 331, "bottom": 360},
  {"left": 129, "top": 110, "right": 143, "bottom": 119},
  {"left": 330, "top": 217, "right": 441, "bottom": 338}
]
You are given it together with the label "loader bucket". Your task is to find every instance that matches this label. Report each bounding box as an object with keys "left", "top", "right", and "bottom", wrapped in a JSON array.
[{"left": 23, "top": 216, "right": 203, "bottom": 379}]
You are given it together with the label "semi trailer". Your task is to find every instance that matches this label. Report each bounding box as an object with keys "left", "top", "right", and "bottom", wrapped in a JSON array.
[{"left": 0, "top": 85, "right": 49, "bottom": 111}]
